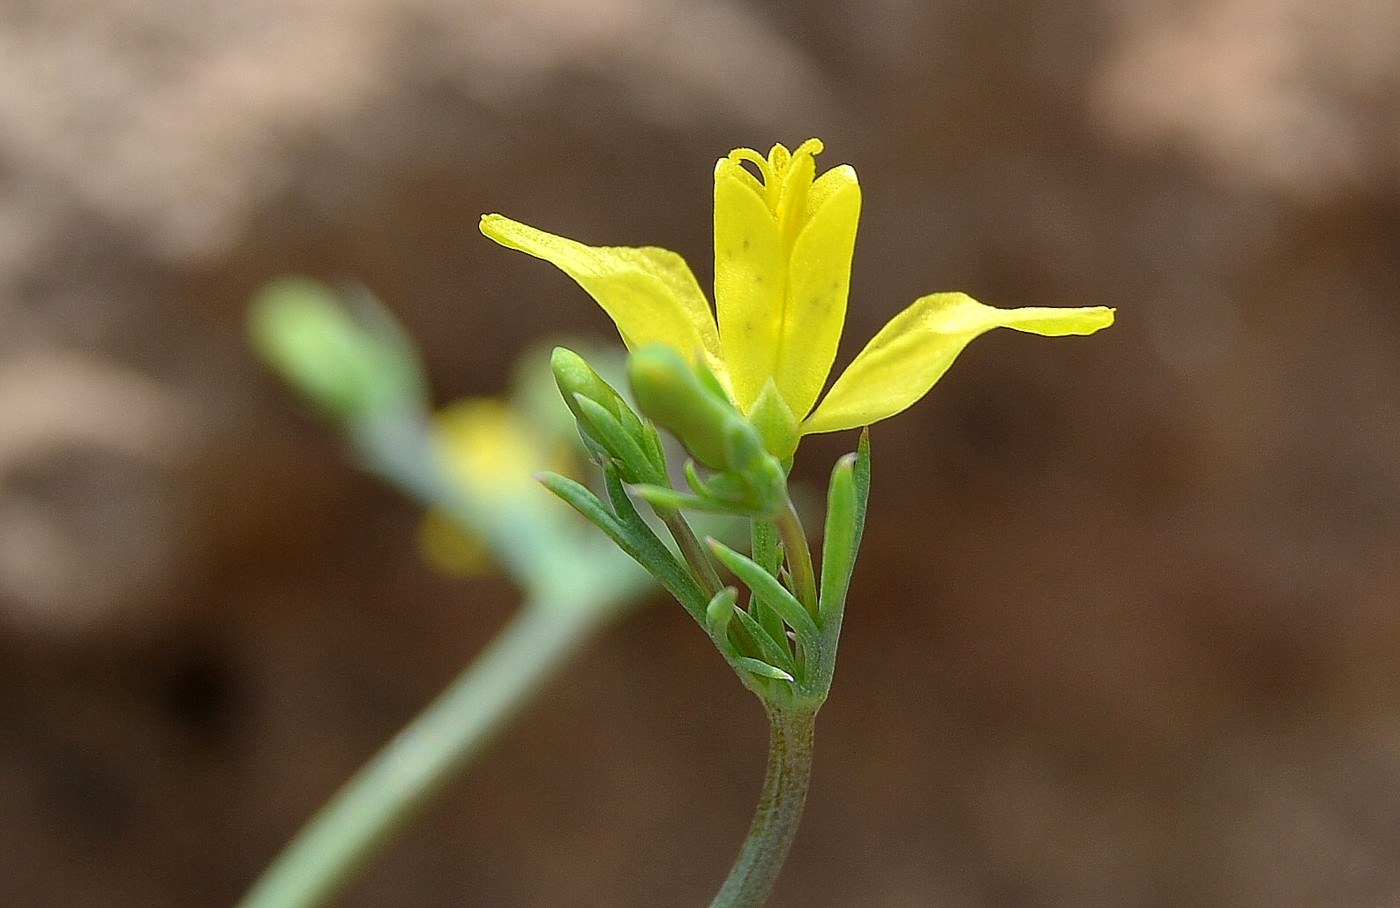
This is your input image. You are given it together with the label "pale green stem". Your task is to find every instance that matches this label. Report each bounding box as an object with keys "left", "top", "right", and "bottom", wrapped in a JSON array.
[
  {"left": 775, "top": 499, "right": 818, "bottom": 617},
  {"left": 708, "top": 705, "right": 818, "bottom": 908},
  {"left": 660, "top": 509, "right": 724, "bottom": 597},
  {"left": 235, "top": 597, "right": 608, "bottom": 908}
]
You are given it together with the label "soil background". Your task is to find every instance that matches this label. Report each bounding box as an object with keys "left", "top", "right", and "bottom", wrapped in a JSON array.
[{"left": 2, "top": 1, "right": 1398, "bottom": 906}]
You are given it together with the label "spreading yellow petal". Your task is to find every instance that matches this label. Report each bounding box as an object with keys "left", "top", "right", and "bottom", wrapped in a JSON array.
[
  {"left": 481, "top": 142, "right": 1115, "bottom": 456},
  {"left": 480, "top": 214, "right": 725, "bottom": 385},
  {"left": 802, "top": 293, "right": 1115, "bottom": 435}
]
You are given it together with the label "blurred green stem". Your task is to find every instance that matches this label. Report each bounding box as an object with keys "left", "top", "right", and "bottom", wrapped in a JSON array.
[
  {"left": 708, "top": 705, "right": 817, "bottom": 908},
  {"left": 235, "top": 596, "right": 609, "bottom": 908}
]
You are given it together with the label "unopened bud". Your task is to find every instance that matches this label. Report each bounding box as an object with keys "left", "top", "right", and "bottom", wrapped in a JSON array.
[
  {"left": 552, "top": 346, "right": 664, "bottom": 483},
  {"left": 248, "top": 278, "right": 423, "bottom": 423},
  {"left": 628, "top": 345, "right": 751, "bottom": 471}
]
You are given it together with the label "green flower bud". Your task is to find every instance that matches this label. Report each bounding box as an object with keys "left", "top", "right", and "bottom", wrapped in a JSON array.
[
  {"left": 248, "top": 278, "right": 423, "bottom": 423},
  {"left": 552, "top": 347, "right": 622, "bottom": 427},
  {"left": 627, "top": 344, "right": 745, "bottom": 471},
  {"left": 721, "top": 420, "right": 787, "bottom": 518},
  {"left": 552, "top": 346, "right": 666, "bottom": 484}
]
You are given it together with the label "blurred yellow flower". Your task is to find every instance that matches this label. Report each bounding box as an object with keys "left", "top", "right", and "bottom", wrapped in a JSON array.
[
  {"left": 418, "top": 398, "right": 566, "bottom": 577},
  {"left": 482, "top": 139, "right": 1113, "bottom": 457}
]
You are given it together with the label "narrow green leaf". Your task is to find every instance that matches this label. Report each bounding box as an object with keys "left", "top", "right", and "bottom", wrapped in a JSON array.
[
  {"left": 708, "top": 539, "right": 820, "bottom": 648},
  {"left": 853, "top": 428, "right": 871, "bottom": 554},
  {"left": 705, "top": 588, "right": 740, "bottom": 658},
  {"left": 541, "top": 472, "right": 705, "bottom": 620},
  {"left": 748, "top": 520, "right": 786, "bottom": 647},
  {"left": 732, "top": 656, "right": 794, "bottom": 683},
  {"left": 730, "top": 601, "right": 797, "bottom": 676},
  {"left": 538, "top": 472, "right": 627, "bottom": 543},
  {"left": 601, "top": 467, "right": 709, "bottom": 621},
  {"left": 818, "top": 454, "right": 858, "bottom": 623}
]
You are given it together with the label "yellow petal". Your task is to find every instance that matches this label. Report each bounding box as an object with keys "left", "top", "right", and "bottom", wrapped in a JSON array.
[
  {"left": 480, "top": 214, "right": 724, "bottom": 381},
  {"left": 776, "top": 167, "right": 860, "bottom": 420},
  {"left": 713, "top": 157, "right": 785, "bottom": 411},
  {"left": 802, "top": 293, "right": 1115, "bottom": 434}
]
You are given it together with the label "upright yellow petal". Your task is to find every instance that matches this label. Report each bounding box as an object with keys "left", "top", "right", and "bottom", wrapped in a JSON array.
[
  {"left": 802, "top": 292, "right": 1115, "bottom": 434},
  {"left": 480, "top": 214, "right": 725, "bottom": 382},
  {"left": 713, "top": 156, "right": 785, "bottom": 411},
  {"left": 776, "top": 166, "right": 860, "bottom": 420}
]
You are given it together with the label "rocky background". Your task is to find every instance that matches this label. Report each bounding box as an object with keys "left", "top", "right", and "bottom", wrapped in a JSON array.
[{"left": 1, "top": 1, "right": 1398, "bottom": 905}]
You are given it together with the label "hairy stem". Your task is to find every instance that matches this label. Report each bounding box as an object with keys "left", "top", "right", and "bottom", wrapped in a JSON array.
[
  {"left": 235, "top": 598, "right": 606, "bottom": 908},
  {"left": 708, "top": 706, "right": 818, "bottom": 908}
]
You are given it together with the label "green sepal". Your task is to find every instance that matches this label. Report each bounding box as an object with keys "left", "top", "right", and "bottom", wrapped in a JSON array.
[
  {"left": 747, "top": 378, "right": 799, "bottom": 459},
  {"left": 721, "top": 422, "right": 787, "bottom": 518},
  {"left": 641, "top": 422, "right": 668, "bottom": 484},
  {"left": 694, "top": 356, "right": 731, "bottom": 403},
  {"left": 708, "top": 539, "right": 820, "bottom": 650},
  {"left": 685, "top": 465, "right": 758, "bottom": 508},
  {"left": 552, "top": 346, "right": 642, "bottom": 436},
  {"left": 554, "top": 346, "right": 666, "bottom": 484}
]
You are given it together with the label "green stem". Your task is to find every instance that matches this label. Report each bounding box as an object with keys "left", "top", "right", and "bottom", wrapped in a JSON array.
[
  {"left": 235, "top": 598, "right": 607, "bottom": 908},
  {"left": 708, "top": 706, "right": 817, "bottom": 908},
  {"left": 661, "top": 509, "right": 724, "bottom": 597},
  {"left": 775, "top": 499, "right": 818, "bottom": 618}
]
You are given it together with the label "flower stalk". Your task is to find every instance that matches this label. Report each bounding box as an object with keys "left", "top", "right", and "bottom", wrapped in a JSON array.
[
  {"left": 774, "top": 497, "right": 818, "bottom": 618},
  {"left": 236, "top": 598, "right": 611, "bottom": 908},
  {"left": 709, "top": 705, "right": 818, "bottom": 908}
]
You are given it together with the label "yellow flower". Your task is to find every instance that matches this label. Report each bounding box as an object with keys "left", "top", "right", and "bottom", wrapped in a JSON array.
[
  {"left": 418, "top": 398, "right": 567, "bottom": 576},
  {"left": 480, "top": 139, "right": 1113, "bottom": 456}
]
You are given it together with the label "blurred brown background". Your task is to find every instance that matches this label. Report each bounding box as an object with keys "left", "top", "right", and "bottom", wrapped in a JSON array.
[{"left": 2, "top": 0, "right": 1398, "bottom": 905}]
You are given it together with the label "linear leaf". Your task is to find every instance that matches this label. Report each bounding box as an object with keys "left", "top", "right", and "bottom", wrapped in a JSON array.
[
  {"left": 708, "top": 539, "right": 820, "bottom": 648},
  {"left": 602, "top": 467, "right": 709, "bottom": 620},
  {"left": 731, "top": 600, "right": 797, "bottom": 676},
  {"left": 732, "top": 656, "right": 794, "bottom": 683}
]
